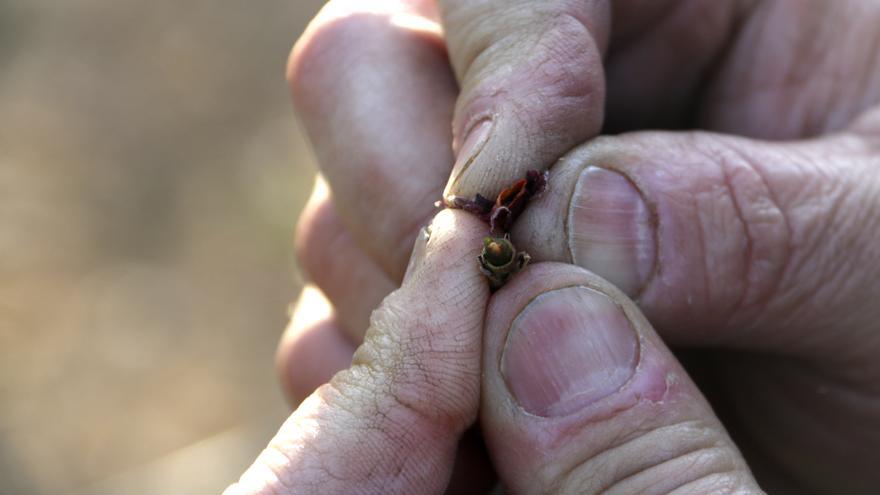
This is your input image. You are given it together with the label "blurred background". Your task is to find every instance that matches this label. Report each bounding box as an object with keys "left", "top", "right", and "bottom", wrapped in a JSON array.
[{"left": 0, "top": 0, "right": 327, "bottom": 493}]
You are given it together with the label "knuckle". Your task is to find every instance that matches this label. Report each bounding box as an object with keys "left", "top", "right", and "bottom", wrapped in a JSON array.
[
  {"left": 285, "top": 0, "right": 372, "bottom": 102},
  {"left": 292, "top": 219, "right": 315, "bottom": 280},
  {"left": 292, "top": 200, "right": 327, "bottom": 282},
  {"left": 293, "top": 196, "right": 350, "bottom": 285},
  {"left": 772, "top": 149, "right": 880, "bottom": 322},
  {"left": 701, "top": 140, "right": 793, "bottom": 321},
  {"left": 552, "top": 420, "right": 752, "bottom": 494},
  {"left": 633, "top": 135, "right": 795, "bottom": 331},
  {"left": 285, "top": 9, "right": 331, "bottom": 97},
  {"left": 529, "top": 13, "right": 604, "bottom": 101},
  {"left": 698, "top": 138, "right": 880, "bottom": 337},
  {"left": 611, "top": 132, "right": 796, "bottom": 333}
]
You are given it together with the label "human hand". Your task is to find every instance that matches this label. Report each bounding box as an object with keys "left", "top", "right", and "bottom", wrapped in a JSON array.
[
  {"left": 241, "top": 0, "right": 880, "bottom": 492},
  {"left": 227, "top": 209, "right": 762, "bottom": 493}
]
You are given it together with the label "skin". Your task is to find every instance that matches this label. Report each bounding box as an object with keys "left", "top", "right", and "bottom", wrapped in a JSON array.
[{"left": 227, "top": 0, "right": 880, "bottom": 493}]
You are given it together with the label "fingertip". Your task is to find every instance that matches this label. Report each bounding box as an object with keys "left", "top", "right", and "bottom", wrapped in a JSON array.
[
  {"left": 429, "top": 207, "right": 490, "bottom": 251},
  {"left": 405, "top": 208, "right": 491, "bottom": 282}
]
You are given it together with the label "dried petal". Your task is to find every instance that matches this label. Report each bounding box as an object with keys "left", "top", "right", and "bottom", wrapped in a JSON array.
[
  {"left": 526, "top": 169, "right": 548, "bottom": 199},
  {"left": 450, "top": 193, "right": 494, "bottom": 222},
  {"left": 447, "top": 169, "right": 548, "bottom": 234},
  {"left": 490, "top": 180, "right": 526, "bottom": 233},
  {"left": 497, "top": 179, "right": 528, "bottom": 206},
  {"left": 489, "top": 206, "right": 512, "bottom": 234}
]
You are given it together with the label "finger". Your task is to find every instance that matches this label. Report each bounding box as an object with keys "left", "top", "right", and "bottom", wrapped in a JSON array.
[
  {"left": 227, "top": 210, "right": 490, "bottom": 494},
  {"left": 603, "top": 0, "right": 750, "bottom": 132},
  {"left": 437, "top": 0, "right": 609, "bottom": 201},
  {"left": 295, "top": 189, "right": 497, "bottom": 491},
  {"left": 277, "top": 285, "right": 356, "bottom": 406},
  {"left": 605, "top": 1, "right": 880, "bottom": 138},
  {"left": 697, "top": 0, "right": 880, "bottom": 139},
  {"left": 278, "top": 288, "right": 498, "bottom": 494},
  {"left": 288, "top": 0, "right": 457, "bottom": 281},
  {"left": 513, "top": 128, "right": 880, "bottom": 380},
  {"left": 295, "top": 176, "right": 396, "bottom": 342},
  {"left": 481, "top": 262, "right": 761, "bottom": 494}
]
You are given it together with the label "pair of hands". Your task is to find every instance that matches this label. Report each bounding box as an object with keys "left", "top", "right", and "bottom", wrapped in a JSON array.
[{"left": 227, "top": 1, "right": 880, "bottom": 493}]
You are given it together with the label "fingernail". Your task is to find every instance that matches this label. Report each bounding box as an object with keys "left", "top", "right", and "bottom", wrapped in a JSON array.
[
  {"left": 444, "top": 118, "right": 493, "bottom": 199},
  {"left": 568, "top": 166, "right": 655, "bottom": 296},
  {"left": 502, "top": 286, "right": 638, "bottom": 417},
  {"left": 403, "top": 226, "right": 431, "bottom": 281}
]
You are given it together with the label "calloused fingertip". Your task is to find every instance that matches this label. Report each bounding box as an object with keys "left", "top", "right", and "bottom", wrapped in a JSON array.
[{"left": 402, "top": 208, "right": 492, "bottom": 286}]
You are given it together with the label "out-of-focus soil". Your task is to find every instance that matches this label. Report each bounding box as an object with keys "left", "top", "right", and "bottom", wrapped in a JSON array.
[{"left": 0, "top": 1, "right": 326, "bottom": 493}]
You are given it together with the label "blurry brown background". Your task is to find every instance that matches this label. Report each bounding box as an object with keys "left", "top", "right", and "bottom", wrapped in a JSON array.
[{"left": 0, "top": 1, "right": 327, "bottom": 493}]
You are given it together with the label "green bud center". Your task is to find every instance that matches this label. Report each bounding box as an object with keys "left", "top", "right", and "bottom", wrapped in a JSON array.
[{"left": 482, "top": 237, "right": 514, "bottom": 267}]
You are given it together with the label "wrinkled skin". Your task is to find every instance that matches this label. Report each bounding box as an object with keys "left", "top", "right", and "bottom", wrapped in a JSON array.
[{"left": 227, "top": 1, "right": 880, "bottom": 494}]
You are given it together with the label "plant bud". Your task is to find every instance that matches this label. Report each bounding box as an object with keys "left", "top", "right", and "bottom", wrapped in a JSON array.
[{"left": 478, "top": 235, "right": 530, "bottom": 291}]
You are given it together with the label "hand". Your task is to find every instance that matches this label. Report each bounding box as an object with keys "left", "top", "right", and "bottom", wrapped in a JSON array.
[
  {"left": 227, "top": 209, "right": 761, "bottom": 493},
  {"left": 235, "top": 0, "right": 880, "bottom": 493}
]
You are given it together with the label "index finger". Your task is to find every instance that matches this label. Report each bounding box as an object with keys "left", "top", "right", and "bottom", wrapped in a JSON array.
[{"left": 227, "top": 210, "right": 489, "bottom": 494}]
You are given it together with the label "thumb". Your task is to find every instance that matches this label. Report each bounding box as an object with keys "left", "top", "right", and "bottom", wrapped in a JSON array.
[
  {"left": 481, "top": 262, "right": 761, "bottom": 494},
  {"left": 512, "top": 130, "right": 880, "bottom": 379},
  {"left": 226, "top": 210, "right": 489, "bottom": 495},
  {"left": 438, "top": 0, "right": 609, "bottom": 201}
]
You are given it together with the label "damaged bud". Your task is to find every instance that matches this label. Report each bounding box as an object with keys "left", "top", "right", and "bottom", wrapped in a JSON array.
[
  {"left": 447, "top": 170, "right": 547, "bottom": 290},
  {"left": 479, "top": 235, "right": 530, "bottom": 291},
  {"left": 448, "top": 169, "right": 548, "bottom": 235}
]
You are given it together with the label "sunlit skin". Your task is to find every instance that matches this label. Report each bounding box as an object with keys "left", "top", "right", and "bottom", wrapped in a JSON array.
[{"left": 227, "top": 1, "right": 880, "bottom": 493}]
